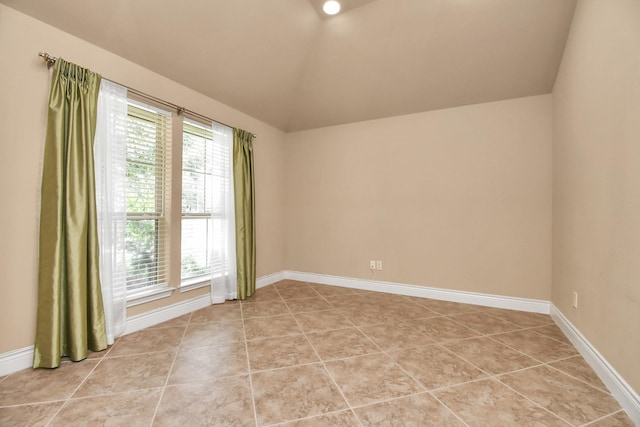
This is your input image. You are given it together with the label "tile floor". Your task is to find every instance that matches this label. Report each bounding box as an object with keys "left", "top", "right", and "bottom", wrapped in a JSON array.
[{"left": 0, "top": 280, "right": 635, "bottom": 426}]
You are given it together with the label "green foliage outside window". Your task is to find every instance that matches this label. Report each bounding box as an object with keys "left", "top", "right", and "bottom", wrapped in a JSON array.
[{"left": 125, "top": 104, "right": 167, "bottom": 289}]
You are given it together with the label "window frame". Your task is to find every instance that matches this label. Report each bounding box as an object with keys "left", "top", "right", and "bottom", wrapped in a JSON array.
[
  {"left": 119, "top": 97, "right": 232, "bottom": 304},
  {"left": 180, "top": 118, "right": 216, "bottom": 290},
  {"left": 124, "top": 99, "right": 174, "bottom": 305}
]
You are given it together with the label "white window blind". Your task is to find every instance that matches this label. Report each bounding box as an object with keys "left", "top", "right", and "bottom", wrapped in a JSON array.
[
  {"left": 181, "top": 119, "right": 214, "bottom": 283},
  {"left": 125, "top": 101, "right": 172, "bottom": 291}
]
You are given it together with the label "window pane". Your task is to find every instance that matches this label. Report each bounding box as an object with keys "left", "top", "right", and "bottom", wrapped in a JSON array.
[
  {"left": 181, "top": 120, "right": 214, "bottom": 284},
  {"left": 127, "top": 118, "right": 158, "bottom": 164},
  {"left": 182, "top": 132, "right": 208, "bottom": 173},
  {"left": 126, "top": 161, "right": 157, "bottom": 213},
  {"left": 182, "top": 125, "right": 214, "bottom": 214},
  {"left": 181, "top": 217, "right": 212, "bottom": 281},
  {"left": 125, "top": 101, "right": 171, "bottom": 292},
  {"left": 182, "top": 170, "right": 207, "bottom": 213},
  {"left": 125, "top": 219, "right": 159, "bottom": 290}
]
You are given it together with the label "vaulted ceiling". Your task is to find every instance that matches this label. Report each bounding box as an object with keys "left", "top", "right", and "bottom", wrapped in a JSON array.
[{"left": 1, "top": 0, "right": 577, "bottom": 132}]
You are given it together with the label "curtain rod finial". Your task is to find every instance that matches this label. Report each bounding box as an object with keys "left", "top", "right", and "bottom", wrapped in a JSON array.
[{"left": 38, "top": 52, "right": 56, "bottom": 67}]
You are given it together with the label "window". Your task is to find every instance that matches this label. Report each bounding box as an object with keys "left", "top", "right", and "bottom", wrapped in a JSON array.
[
  {"left": 125, "top": 101, "right": 171, "bottom": 292},
  {"left": 118, "top": 97, "right": 233, "bottom": 303},
  {"left": 181, "top": 120, "right": 214, "bottom": 284}
]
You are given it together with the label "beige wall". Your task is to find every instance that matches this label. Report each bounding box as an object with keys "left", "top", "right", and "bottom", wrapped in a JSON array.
[
  {"left": 552, "top": 0, "right": 640, "bottom": 392},
  {"left": 3, "top": 0, "right": 637, "bottom": 398},
  {"left": 285, "top": 95, "right": 552, "bottom": 300},
  {"left": 0, "top": 5, "right": 286, "bottom": 353}
]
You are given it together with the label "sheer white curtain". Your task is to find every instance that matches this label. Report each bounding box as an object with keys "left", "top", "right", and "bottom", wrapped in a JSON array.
[
  {"left": 94, "top": 80, "right": 128, "bottom": 344},
  {"left": 210, "top": 122, "right": 237, "bottom": 303}
]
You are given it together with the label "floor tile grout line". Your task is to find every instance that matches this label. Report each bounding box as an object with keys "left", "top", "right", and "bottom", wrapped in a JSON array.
[
  {"left": 480, "top": 325, "right": 559, "bottom": 341},
  {"left": 355, "top": 317, "right": 476, "bottom": 367},
  {"left": 495, "top": 376, "right": 578, "bottom": 426},
  {"left": 56, "top": 386, "right": 168, "bottom": 402},
  {"left": 346, "top": 389, "right": 430, "bottom": 411},
  {"left": 148, "top": 311, "right": 192, "bottom": 426},
  {"left": 0, "top": 399, "right": 66, "bottom": 409},
  {"left": 429, "top": 374, "right": 513, "bottom": 394},
  {"left": 332, "top": 299, "right": 580, "bottom": 427},
  {"left": 283, "top": 295, "right": 551, "bottom": 392},
  {"left": 351, "top": 322, "right": 424, "bottom": 357},
  {"left": 495, "top": 356, "right": 620, "bottom": 425},
  {"left": 490, "top": 318, "right": 558, "bottom": 332},
  {"left": 101, "top": 348, "right": 182, "bottom": 360},
  {"left": 579, "top": 409, "right": 629, "bottom": 426},
  {"left": 544, "top": 362, "right": 614, "bottom": 396},
  {"left": 232, "top": 286, "right": 616, "bottom": 426},
  {"left": 490, "top": 363, "right": 549, "bottom": 381},
  {"left": 243, "top": 286, "right": 291, "bottom": 426},
  {"left": 428, "top": 391, "right": 473, "bottom": 427},
  {"left": 262, "top": 407, "right": 358, "bottom": 427},
  {"left": 245, "top": 330, "right": 309, "bottom": 342},
  {"left": 526, "top": 325, "right": 580, "bottom": 345},
  {"left": 240, "top": 298, "right": 283, "bottom": 305},
  {"left": 439, "top": 337, "right": 546, "bottom": 379},
  {"left": 348, "top": 316, "right": 477, "bottom": 426},
  {"left": 442, "top": 313, "right": 524, "bottom": 338},
  {"left": 354, "top": 325, "right": 437, "bottom": 351},
  {"left": 375, "top": 339, "right": 489, "bottom": 395},
  {"left": 547, "top": 353, "right": 587, "bottom": 364},
  {"left": 436, "top": 373, "right": 570, "bottom": 426},
  {"left": 482, "top": 333, "right": 569, "bottom": 366},
  {"left": 293, "top": 312, "right": 358, "bottom": 335},
  {"left": 249, "top": 360, "right": 335, "bottom": 375},
  {"left": 347, "top": 323, "right": 436, "bottom": 404},
  {"left": 446, "top": 310, "right": 525, "bottom": 333},
  {"left": 43, "top": 401, "right": 67, "bottom": 427},
  {"left": 248, "top": 290, "right": 574, "bottom": 425},
  {"left": 287, "top": 303, "right": 364, "bottom": 427},
  {"left": 493, "top": 351, "right": 619, "bottom": 412},
  {"left": 44, "top": 348, "right": 110, "bottom": 426},
  {"left": 433, "top": 342, "right": 502, "bottom": 379},
  {"left": 256, "top": 349, "right": 389, "bottom": 372},
  {"left": 4, "top": 282, "right": 629, "bottom": 426}
]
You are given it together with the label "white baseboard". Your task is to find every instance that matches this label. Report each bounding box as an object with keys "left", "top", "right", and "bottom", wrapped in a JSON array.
[
  {"left": 123, "top": 270, "right": 286, "bottom": 333},
  {"left": 256, "top": 270, "right": 286, "bottom": 289},
  {"left": 124, "top": 294, "right": 211, "bottom": 335},
  {"left": 8, "top": 270, "right": 637, "bottom": 425},
  {"left": 0, "top": 345, "right": 34, "bottom": 376},
  {"left": 283, "top": 270, "right": 550, "bottom": 314},
  {"left": 279, "top": 270, "right": 639, "bottom": 420},
  {"left": 550, "top": 305, "right": 640, "bottom": 424},
  {"left": 0, "top": 271, "right": 284, "bottom": 376},
  {"left": 0, "top": 294, "right": 212, "bottom": 376}
]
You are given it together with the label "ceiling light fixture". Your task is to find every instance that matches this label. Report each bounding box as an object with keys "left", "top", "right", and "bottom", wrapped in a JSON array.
[{"left": 323, "top": 0, "right": 341, "bottom": 15}]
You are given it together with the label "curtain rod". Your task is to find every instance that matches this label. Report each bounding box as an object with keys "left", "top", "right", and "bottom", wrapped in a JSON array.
[{"left": 38, "top": 52, "right": 257, "bottom": 139}]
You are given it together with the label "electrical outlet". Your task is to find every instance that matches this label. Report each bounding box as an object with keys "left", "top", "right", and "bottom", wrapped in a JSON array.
[
  {"left": 572, "top": 291, "right": 578, "bottom": 309},
  {"left": 376, "top": 260, "right": 383, "bottom": 270},
  {"left": 369, "top": 260, "right": 376, "bottom": 270}
]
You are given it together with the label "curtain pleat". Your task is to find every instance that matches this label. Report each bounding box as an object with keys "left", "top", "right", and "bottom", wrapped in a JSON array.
[
  {"left": 233, "top": 128, "right": 256, "bottom": 300},
  {"left": 34, "top": 58, "right": 107, "bottom": 368}
]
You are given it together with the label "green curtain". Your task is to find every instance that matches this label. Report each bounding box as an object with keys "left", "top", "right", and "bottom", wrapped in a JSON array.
[
  {"left": 33, "top": 59, "right": 107, "bottom": 368},
  {"left": 233, "top": 128, "right": 256, "bottom": 300}
]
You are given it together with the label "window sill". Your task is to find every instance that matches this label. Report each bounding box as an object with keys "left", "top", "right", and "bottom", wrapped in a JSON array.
[
  {"left": 126, "top": 285, "right": 175, "bottom": 308},
  {"left": 180, "top": 277, "right": 211, "bottom": 293}
]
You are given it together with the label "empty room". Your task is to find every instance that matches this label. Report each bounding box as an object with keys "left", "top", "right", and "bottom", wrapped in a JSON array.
[{"left": 0, "top": 0, "right": 638, "bottom": 425}]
